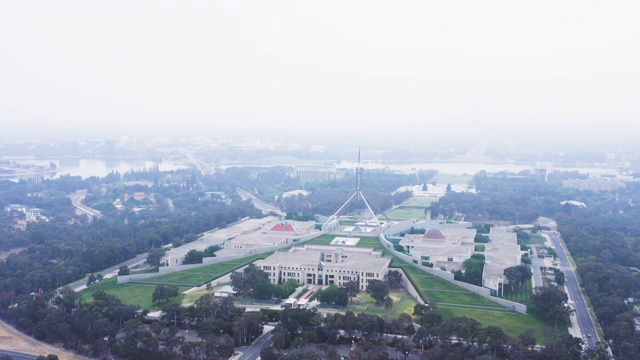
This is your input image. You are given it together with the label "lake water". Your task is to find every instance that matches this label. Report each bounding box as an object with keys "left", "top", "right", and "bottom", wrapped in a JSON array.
[
  {"left": 6, "top": 157, "right": 618, "bottom": 180},
  {"left": 4, "top": 158, "right": 185, "bottom": 180}
]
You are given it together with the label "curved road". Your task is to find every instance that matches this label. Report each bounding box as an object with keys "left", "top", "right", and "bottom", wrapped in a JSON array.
[
  {"left": 237, "top": 189, "right": 285, "bottom": 217},
  {"left": 67, "top": 190, "right": 102, "bottom": 219}
]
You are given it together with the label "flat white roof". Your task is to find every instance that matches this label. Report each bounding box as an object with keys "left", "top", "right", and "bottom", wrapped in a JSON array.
[{"left": 330, "top": 237, "right": 361, "bottom": 246}]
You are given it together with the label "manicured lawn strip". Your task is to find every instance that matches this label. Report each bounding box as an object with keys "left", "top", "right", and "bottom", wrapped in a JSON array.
[
  {"left": 393, "top": 264, "right": 504, "bottom": 308},
  {"left": 394, "top": 294, "right": 418, "bottom": 317},
  {"left": 182, "top": 287, "right": 223, "bottom": 305},
  {"left": 527, "top": 232, "right": 547, "bottom": 244},
  {"left": 474, "top": 244, "right": 485, "bottom": 252},
  {"left": 132, "top": 253, "right": 273, "bottom": 286},
  {"left": 500, "top": 279, "right": 533, "bottom": 303},
  {"left": 80, "top": 277, "right": 189, "bottom": 310},
  {"left": 439, "top": 306, "right": 558, "bottom": 345},
  {"left": 385, "top": 208, "right": 427, "bottom": 221},
  {"left": 322, "top": 291, "right": 412, "bottom": 318},
  {"left": 401, "top": 197, "right": 436, "bottom": 207}
]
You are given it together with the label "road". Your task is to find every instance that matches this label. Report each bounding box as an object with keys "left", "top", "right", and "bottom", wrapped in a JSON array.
[
  {"left": 67, "top": 253, "right": 149, "bottom": 292},
  {"left": 67, "top": 190, "right": 102, "bottom": 219},
  {"left": 184, "top": 152, "right": 216, "bottom": 175},
  {"left": 237, "top": 189, "right": 285, "bottom": 217},
  {"left": 237, "top": 327, "right": 274, "bottom": 360},
  {"left": 529, "top": 245, "right": 544, "bottom": 288},
  {"left": 0, "top": 349, "right": 38, "bottom": 360},
  {"left": 545, "top": 230, "right": 599, "bottom": 348}
]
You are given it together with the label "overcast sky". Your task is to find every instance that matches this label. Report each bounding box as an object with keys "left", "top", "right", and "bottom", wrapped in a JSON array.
[{"left": 1, "top": 0, "right": 639, "bottom": 141}]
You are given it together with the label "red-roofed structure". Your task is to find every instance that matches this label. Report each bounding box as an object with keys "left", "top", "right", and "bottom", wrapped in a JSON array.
[
  {"left": 270, "top": 222, "right": 296, "bottom": 232},
  {"left": 422, "top": 228, "right": 446, "bottom": 240}
]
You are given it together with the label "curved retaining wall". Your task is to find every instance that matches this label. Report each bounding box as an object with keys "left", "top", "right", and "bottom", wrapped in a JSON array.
[
  {"left": 379, "top": 234, "right": 527, "bottom": 314},
  {"left": 391, "top": 267, "right": 425, "bottom": 305}
]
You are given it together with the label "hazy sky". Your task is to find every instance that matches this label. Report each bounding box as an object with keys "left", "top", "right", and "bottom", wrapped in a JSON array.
[{"left": 1, "top": 1, "right": 639, "bottom": 140}]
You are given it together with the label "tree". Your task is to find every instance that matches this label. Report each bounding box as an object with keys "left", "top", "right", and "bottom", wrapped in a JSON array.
[
  {"left": 86, "top": 273, "right": 96, "bottom": 286},
  {"left": 532, "top": 286, "right": 570, "bottom": 327},
  {"left": 183, "top": 249, "right": 204, "bottom": 265},
  {"left": 231, "top": 263, "right": 271, "bottom": 297},
  {"left": 343, "top": 280, "right": 360, "bottom": 301},
  {"left": 384, "top": 296, "right": 393, "bottom": 309},
  {"left": 335, "top": 289, "right": 348, "bottom": 307},
  {"left": 387, "top": 270, "right": 402, "bottom": 289},
  {"left": 503, "top": 265, "right": 531, "bottom": 291},
  {"left": 540, "top": 333, "right": 583, "bottom": 359},
  {"left": 203, "top": 245, "right": 221, "bottom": 257},
  {"left": 152, "top": 285, "right": 179, "bottom": 306},
  {"left": 261, "top": 347, "right": 283, "bottom": 360},
  {"left": 233, "top": 312, "right": 264, "bottom": 345},
  {"left": 518, "top": 329, "right": 537, "bottom": 350},
  {"left": 366, "top": 280, "right": 389, "bottom": 305},
  {"left": 554, "top": 268, "right": 565, "bottom": 285},
  {"left": 147, "top": 247, "right": 165, "bottom": 267},
  {"left": 118, "top": 265, "right": 130, "bottom": 276},
  {"left": 443, "top": 316, "right": 481, "bottom": 345},
  {"left": 461, "top": 257, "right": 483, "bottom": 286}
]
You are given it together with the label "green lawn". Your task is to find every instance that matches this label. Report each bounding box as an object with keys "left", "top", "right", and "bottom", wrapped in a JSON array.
[
  {"left": 396, "top": 265, "right": 504, "bottom": 308},
  {"left": 182, "top": 285, "right": 226, "bottom": 305},
  {"left": 474, "top": 244, "right": 485, "bottom": 252},
  {"left": 385, "top": 208, "right": 427, "bottom": 221},
  {"left": 439, "top": 307, "right": 558, "bottom": 345},
  {"left": 322, "top": 291, "right": 415, "bottom": 318},
  {"left": 394, "top": 294, "right": 418, "bottom": 318},
  {"left": 500, "top": 279, "right": 533, "bottom": 303},
  {"left": 526, "top": 231, "right": 547, "bottom": 244},
  {"left": 80, "top": 277, "right": 190, "bottom": 310},
  {"left": 401, "top": 197, "right": 437, "bottom": 207},
  {"left": 130, "top": 253, "right": 273, "bottom": 287}
]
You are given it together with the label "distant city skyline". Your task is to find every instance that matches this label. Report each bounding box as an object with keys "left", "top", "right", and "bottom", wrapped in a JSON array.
[{"left": 1, "top": 1, "right": 639, "bottom": 144}]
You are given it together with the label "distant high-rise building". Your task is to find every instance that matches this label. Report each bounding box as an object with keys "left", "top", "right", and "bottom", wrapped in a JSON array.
[
  {"left": 294, "top": 164, "right": 336, "bottom": 182},
  {"left": 562, "top": 177, "right": 625, "bottom": 192}
]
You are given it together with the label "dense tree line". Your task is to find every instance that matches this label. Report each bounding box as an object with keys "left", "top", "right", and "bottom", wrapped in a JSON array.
[{"left": 260, "top": 304, "right": 603, "bottom": 360}]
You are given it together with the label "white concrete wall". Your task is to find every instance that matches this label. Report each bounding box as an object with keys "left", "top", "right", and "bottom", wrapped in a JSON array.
[{"left": 390, "top": 267, "right": 425, "bottom": 305}]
